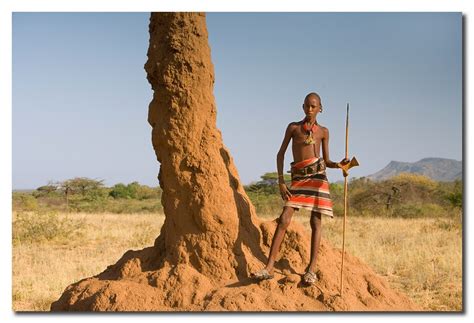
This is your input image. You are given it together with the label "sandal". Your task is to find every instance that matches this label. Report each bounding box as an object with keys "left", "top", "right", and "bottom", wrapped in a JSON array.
[
  {"left": 303, "top": 270, "right": 318, "bottom": 285},
  {"left": 250, "top": 268, "right": 274, "bottom": 280}
]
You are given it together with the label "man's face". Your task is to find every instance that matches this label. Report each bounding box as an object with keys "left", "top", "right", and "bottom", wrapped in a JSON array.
[{"left": 303, "top": 96, "right": 321, "bottom": 119}]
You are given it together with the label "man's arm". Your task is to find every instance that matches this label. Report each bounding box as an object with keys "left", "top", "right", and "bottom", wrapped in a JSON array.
[
  {"left": 277, "top": 123, "right": 293, "bottom": 184},
  {"left": 322, "top": 127, "right": 339, "bottom": 168}
]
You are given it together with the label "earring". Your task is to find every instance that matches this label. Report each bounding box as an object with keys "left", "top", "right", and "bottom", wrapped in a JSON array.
[{"left": 320, "top": 108, "right": 323, "bottom": 113}]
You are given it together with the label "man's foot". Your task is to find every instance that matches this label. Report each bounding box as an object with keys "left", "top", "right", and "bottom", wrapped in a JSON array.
[
  {"left": 250, "top": 268, "right": 274, "bottom": 280},
  {"left": 303, "top": 270, "right": 318, "bottom": 285}
]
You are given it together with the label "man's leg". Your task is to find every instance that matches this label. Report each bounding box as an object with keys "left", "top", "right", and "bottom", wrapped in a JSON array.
[
  {"left": 308, "top": 211, "right": 322, "bottom": 273},
  {"left": 264, "top": 206, "right": 295, "bottom": 274}
]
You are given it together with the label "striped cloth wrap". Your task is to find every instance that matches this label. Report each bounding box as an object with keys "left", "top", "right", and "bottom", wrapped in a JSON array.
[{"left": 284, "top": 156, "right": 334, "bottom": 218}]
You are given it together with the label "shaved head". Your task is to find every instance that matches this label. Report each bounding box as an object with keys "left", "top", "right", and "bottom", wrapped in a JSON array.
[{"left": 304, "top": 92, "right": 321, "bottom": 105}]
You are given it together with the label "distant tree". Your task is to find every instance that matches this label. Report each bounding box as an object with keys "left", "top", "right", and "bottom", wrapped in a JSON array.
[
  {"left": 134, "top": 184, "right": 160, "bottom": 200},
  {"left": 108, "top": 182, "right": 161, "bottom": 200},
  {"left": 109, "top": 183, "right": 129, "bottom": 199},
  {"left": 34, "top": 181, "right": 58, "bottom": 197},
  {"left": 57, "top": 177, "right": 105, "bottom": 210},
  {"left": 63, "top": 177, "right": 104, "bottom": 195},
  {"left": 127, "top": 181, "right": 141, "bottom": 199},
  {"left": 392, "top": 172, "right": 438, "bottom": 191},
  {"left": 245, "top": 172, "right": 291, "bottom": 196},
  {"left": 446, "top": 179, "right": 462, "bottom": 209},
  {"left": 259, "top": 172, "right": 291, "bottom": 184},
  {"left": 58, "top": 180, "right": 73, "bottom": 211},
  {"left": 37, "top": 184, "right": 57, "bottom": 194}
]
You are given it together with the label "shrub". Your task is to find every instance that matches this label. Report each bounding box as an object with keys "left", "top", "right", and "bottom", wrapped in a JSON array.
[
  {"left": 445, "top": 179, "right": 462, "bottom": 209},
  {"left": 391, "top": 172, "right": 438, "bottom": 190},
  {"left": 109, "top": 183, "right": 130, "bottom": 199},
  {"left": 33, "top": 184, "right": 58, "bottom": 198},
  {"left": 108, "top": 182, "right": 159, "bottom": 200},
  {"left": 245, "top": 191, "right": 283, "bottom": 215},
  {"left": 83, "top": 188, "right": 109, "bottom": 202},
  {"left": 12, "top": 193, "right": 38, "bottom": 211},
  {"left": 392, "top": 203, "right": 446, "bottom": 218},
  {"left": 420, "top": 203, "right": 447, "bottom": 218},
  {"left": 106, "top": 199, "right": 163, "bottom": 214},
  {"left": 393, "top": 204, "right": 423, "bottom": 218},
  {"left": 59, "top": 177, "right": 105, "bottom": 196},
  {"left": 134, "top": 185, "right": 161, "bottom": 200},
  {"left": 13, "top": 211, "right": 85, "bottom": 245}
]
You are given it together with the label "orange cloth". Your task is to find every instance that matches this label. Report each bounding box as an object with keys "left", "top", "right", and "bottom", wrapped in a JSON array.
[{"left": 284, "top": 156, "right": 334, "bottom": 217}]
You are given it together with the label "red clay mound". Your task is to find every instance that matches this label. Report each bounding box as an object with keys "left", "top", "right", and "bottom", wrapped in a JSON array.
[{"left": 50, "top": 12, "right": 421, "bottom": 312}]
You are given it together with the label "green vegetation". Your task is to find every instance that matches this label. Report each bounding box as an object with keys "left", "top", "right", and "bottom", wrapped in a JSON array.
[
  {"left": 11, "top": 172, "right": 463, "bottom": 311},
  {"left": 13, "top": 177, "right": 162, "bottom": 214},
  {"left": 12, "top": 172, "right": 462, "bottom": 218},
  {"left": 13, "top": 211, "right": 86, "bottom": 245},
  {"left": 348, "top": 173, "right": 462, "bottom": 218},
  {"left": 247, "top": 172, "right": 463, "bottom": 218},
  {"left": 244, "top": 172, "right": 290, "bottom": 214}
]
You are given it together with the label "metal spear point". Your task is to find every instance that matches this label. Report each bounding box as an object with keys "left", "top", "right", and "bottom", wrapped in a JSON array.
[{"left": 339, "top": 103, "right": 359, "bottom": 297}]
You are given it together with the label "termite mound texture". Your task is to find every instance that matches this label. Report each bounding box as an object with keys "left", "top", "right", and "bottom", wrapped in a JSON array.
[{"left": 50, "top": 12, "right": 421, "bottom": 312}]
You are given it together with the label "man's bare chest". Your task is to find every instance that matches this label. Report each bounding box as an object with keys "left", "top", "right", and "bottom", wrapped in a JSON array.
[{"left": 292, "top": 126, "right": 324, "bottom": 145}]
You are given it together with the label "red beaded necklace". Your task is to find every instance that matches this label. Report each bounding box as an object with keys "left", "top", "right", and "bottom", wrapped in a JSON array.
[
  {"left": 302, "top": 118, "right": 318, "bottom": 145},
  {"left": 302, "top": 121, "right": 318, "bottom": 133}
]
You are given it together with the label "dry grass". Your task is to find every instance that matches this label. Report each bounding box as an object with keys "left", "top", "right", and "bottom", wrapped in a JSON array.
[
  {"left": 12, "top": 211, "right": 462, "bottom": 311},
  {"left": 291, "top": 212, "right": 463, "bottom": 311},
  {"left": 12, "top": 212, "right": 164, "bottom": 311}
]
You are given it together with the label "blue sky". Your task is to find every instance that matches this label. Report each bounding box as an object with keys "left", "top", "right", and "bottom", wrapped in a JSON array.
[{"left": 12, "top": 12, "right": 462, "bottom": 189}]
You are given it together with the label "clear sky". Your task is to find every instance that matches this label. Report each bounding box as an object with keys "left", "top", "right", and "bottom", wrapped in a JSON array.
[{"left": 12, "top": 12, "right": 462, "bottom": 189}]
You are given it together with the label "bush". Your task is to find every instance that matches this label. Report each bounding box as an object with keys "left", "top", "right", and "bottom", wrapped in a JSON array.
[
  {"left": 109, "top": 183, "right": 130, "bottom": 199},
  {"left": 134, "top": 185, "right": 161, "bottom": 200},
  {"left": 421, "top": 203, "right": 447, "bottom": 217},
  {"left": 392, "top": 172, "right": 438, "bottom": 191},
  {"left": 32, "top": 184, "right": 58, "bottom": 198},
  {"left": 13, "top": 178, "right": 164, "bottom": 214},
  {"left": 83, "top": 188, "right": 109, "bottom": 202},
  {"left": 392, "top": 203, "right": 446, "bottom": 218},
  {"left": 108, "top": 182, "right": 160, "bottom": 200},
  {"left": 13, "top": 211, "right": 85, "bottom": 245},
  {"left": 393, "top": 204, "right": 423, "bottom": 218},
  {"left": 106, "top": 198, "right": 163, "bottom": 214},
  {"left": 12, "top": 193, "right": 38, "bottom": 211},
  {"left": 446, "top": 192, "right": 462, "bottom": 209},
  {"left": 245, "top": 191, "right": 283, "bottom": 215},
  {"left": 445, "top": 179, "right": 462, "bottom": 209}
]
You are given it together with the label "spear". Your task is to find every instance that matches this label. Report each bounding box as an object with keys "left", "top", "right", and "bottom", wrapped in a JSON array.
[{"left": 339, "top": 103, "right": 359, "bottom": 297}]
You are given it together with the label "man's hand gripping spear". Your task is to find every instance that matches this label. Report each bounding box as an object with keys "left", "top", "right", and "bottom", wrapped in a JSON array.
[{"left": 337, "top": 103, "right": 359, "bottom": 297}]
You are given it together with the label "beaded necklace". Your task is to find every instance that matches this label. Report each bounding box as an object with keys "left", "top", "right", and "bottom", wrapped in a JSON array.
[{"left": 302, "top": 118, "right": 318, "bottom": 145}]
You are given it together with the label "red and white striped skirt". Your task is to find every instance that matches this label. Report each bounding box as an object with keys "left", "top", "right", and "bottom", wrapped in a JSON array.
[{"left": 284, "top": 156, "right": 334, "bottom": 218}]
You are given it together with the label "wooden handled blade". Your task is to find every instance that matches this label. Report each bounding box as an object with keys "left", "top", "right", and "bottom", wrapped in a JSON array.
[{"left": 341, "top": 156, "right": 359, "bottom": 177}]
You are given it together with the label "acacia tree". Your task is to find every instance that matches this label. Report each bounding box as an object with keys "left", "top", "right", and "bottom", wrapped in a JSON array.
[
  {"left": 34, "top": 180, "right": 58, "bottom": 197},
  {"left": 65, "top": 177, "right": 104, "bottom": 195},
  {"left": 57, "top": 177, "right": 105, "bottom": 210}
]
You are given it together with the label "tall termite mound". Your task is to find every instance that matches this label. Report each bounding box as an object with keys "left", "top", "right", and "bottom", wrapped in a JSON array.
[
  {"left": 50, "top": 13, "right": 421, "bottom": 311},
  {"left": 144, "top": 12, "right": 265, "bottom": 282}
]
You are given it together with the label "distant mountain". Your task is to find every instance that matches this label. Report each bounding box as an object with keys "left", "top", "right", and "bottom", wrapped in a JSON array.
[{"left": 366, "top": 157, "right": 462, "bottom": 182}]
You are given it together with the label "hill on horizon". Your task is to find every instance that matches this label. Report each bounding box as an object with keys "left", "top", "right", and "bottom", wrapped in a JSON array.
[{"left": 365, "top": 157, "right": 462, "bottom": 182}]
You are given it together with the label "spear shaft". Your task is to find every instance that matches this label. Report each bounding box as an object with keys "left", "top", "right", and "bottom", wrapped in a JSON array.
[{"left": 340, "top": 103, "right": 350, "bottom": 296}]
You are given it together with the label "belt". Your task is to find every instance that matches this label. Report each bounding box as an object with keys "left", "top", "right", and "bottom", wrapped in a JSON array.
[{"left": 288, "top": 160, "right": 326, "bottom": 178}]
